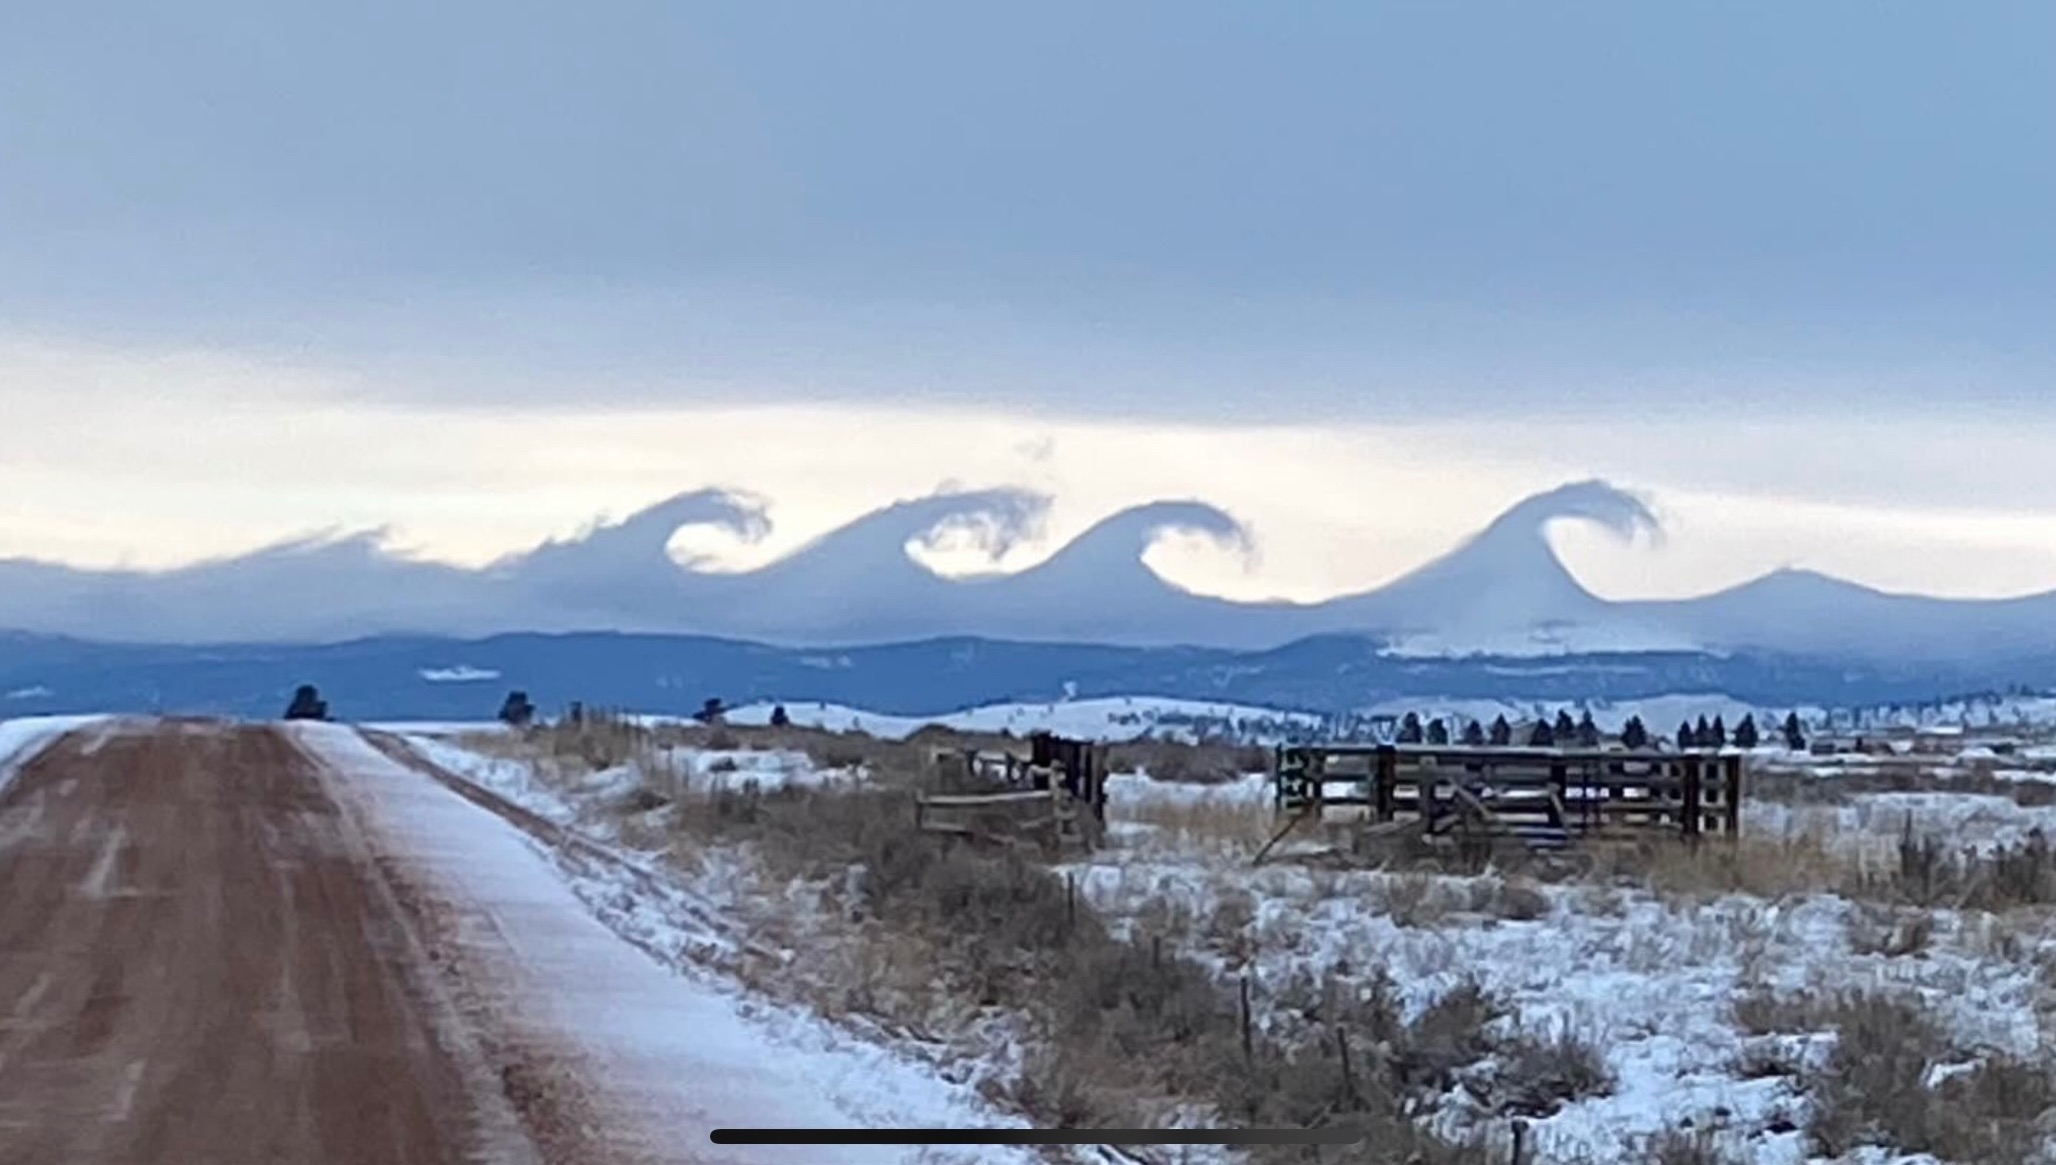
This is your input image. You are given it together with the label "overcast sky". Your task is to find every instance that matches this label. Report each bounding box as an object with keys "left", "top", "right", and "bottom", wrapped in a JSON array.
[{"left": 4, "top": 2, "right": 2054, "bottom": 601}]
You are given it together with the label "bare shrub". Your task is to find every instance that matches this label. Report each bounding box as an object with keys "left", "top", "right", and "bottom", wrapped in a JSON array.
[
  {"left": 1393, "top": 980, "right": 1502, "bottom": 1093},
  {"left": 1489, "top": 1027, "right": 1616, "bottom": 1118},
  {"left": 1471, "top": 877, "right": 1551, "bottom": 922},
  {"left": 1845, "top": 903, "right": 1936, "bottom": 958},
  {"left": 1751, "top": 764, "right": 2056, "bottom": 809},
  {"left": 533, "top": 708, "right": 654, "bottom": 772},
  {"left": 1107, "top": 738, "right": 1268, "bottom": 785},
  {"left": 619, "top": 785, "right": 670, "bottom": 815},
  {"left": 1787, "top": 989, "right": 2056, "bottom": 1164},
  {"left": 1380, "top": 873, "right": 1458, "bottom": 928},
  {"left": 1636, "top": 1127, "right": 1742, "bottom": 1165},
  {"left": 1857, "top": 822, "right": 2056, "bottom": 911},
  {"left": 1730, "top": 1038, "right": 1806, "bottom": 1081}
]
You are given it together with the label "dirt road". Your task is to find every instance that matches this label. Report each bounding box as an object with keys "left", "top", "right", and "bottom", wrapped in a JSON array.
[{"left": 0, "top": 723, "right": 533, "bottom": 1165}]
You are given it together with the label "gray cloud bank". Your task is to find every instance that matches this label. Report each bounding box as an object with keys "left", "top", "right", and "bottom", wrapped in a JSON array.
[{"left": 5, "top": 4, "right": 2051, "bottom": 423}]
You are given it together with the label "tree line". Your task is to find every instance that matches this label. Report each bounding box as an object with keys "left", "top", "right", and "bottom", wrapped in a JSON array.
[{"left": 1390, "top": 708, "right": 1808, "bottom": 751}]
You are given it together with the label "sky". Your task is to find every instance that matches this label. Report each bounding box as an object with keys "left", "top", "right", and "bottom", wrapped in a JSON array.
[{"left": 4, "top": 1, "right": 2054, "bottom": 605}]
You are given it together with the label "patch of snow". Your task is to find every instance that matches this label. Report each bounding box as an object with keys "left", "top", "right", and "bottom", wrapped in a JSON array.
[
  {"left": 0, "top": 714, "right": 109, "bottom": 794},
  {"left": 362, "top": 720, "right": 515, "bottom": 737},
  {"left": 4, "top": 685, "right": 52, "bottom": 700},
  {"left": 417, "top": 665, "right": 502, "bottom": 683},
  {"left": 721, "top": 696, "right": 1326, "bottom": 744}
]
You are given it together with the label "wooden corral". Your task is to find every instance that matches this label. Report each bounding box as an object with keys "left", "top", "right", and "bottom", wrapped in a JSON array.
[
  {"left": 916, "top": 731, "right": 1109, "bottom": 853},
  {"left": 1263, "top": 743, "right": 1744, "bottom": 863}
]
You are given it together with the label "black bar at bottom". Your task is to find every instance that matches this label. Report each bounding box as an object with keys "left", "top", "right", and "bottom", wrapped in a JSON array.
[{"left": 711, "top": 1127, "right": 1363, "bottom": 1146}]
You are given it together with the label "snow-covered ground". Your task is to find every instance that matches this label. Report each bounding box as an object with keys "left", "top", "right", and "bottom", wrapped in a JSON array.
[
  {"left": 717, "top": 696, "right": 1326, "bottom": 743},
  {"left": 302, "top": 724, "right": 1043, "bottom": 1164},
  {"left": 394, "top": 724, "right": 2056, "bottom": 1164},
  {"left": 0, "top": 713, "right": 113, "bottom": 792}
]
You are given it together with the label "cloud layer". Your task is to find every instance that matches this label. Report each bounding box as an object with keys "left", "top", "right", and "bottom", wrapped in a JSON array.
[{"left": 8, "top": 478, "right": 2056, "bottom": 668}]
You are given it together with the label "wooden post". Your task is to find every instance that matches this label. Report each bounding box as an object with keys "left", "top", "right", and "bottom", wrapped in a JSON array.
[
  {"left": 1680, "top": 754, "right": 1701, "bottom": 841},
  {"left": 1510, "top": 1118, "right": 1530, "bottom": 1165},
  {"left": 1725, "top": 754, "right": 1743, "bottom": 838},
  {"left": 1549, "top": 759, "right": 1568, "bottom": 833},
  {"left": 1239, "top": 976, "right": 1254, "bottom": 1061},
  {"left": 1065, "top": 872, "right": 1077, "bottom": 931},
  {"left": 1375, "top": 746, "right": 1397, "bottom": 823}
]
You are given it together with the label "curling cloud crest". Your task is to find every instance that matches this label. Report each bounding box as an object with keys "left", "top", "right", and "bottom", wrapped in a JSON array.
[{"left": 3, "top": 478, "right": 2055, "bottom": 662}]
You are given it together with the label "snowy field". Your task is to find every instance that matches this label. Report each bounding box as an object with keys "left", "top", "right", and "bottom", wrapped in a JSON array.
[
  {"left": 664, "top": 690, "right": 2056, "bottom": 749},
  {"left": 391, "top": 713, "right": 2056, "bottom": 1165}
]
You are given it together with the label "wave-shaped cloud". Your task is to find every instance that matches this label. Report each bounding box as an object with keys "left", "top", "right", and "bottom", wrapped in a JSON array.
[{"left": 4, "top": 478, "right": 2055, "bottom": 662}]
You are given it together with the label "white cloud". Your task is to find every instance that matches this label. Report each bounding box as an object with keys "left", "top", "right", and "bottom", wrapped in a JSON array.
[{"left": 5, "top": 332, "right": 2056, "bottom": 605}]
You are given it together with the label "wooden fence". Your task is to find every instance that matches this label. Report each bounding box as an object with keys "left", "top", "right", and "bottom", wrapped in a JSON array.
[
  {"left": 916, "top": 732, "right": 1108, "bottom": 852},
  {"left": 1268, "top": 743, "right": 1744, "bottom": 858}
]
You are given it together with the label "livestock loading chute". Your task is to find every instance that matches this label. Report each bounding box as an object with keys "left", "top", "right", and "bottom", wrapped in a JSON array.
[{"left": 1260, "top": 742, "right": 1745, "bottom": 865}]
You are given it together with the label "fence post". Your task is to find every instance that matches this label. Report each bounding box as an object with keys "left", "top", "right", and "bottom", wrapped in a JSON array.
[
  {"left": 1239, "top": 976, "right": 1254, "bottom": 1061},
  {"left": 1510, "top": 1118, "right": 1530, "bottom": 1165},
  {"left": 1681, "top": 755, "right": 1701, "bottom": 841},
  {"left": 1725, "top": 753, "right": 1743, "bottom": 838}
]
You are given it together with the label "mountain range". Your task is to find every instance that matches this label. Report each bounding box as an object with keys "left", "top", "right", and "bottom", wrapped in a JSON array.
[{"left": 1, "top": 628, "right": 2047, "bottom": 724}]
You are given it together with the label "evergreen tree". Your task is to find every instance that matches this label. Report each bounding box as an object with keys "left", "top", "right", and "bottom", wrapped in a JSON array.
[
  {"left": 1621, "top": 715, "right": 1649, "bottom": 750},
  {"left": 1677, "top": 720, "right": 1698, "bottom": 749},
  {"left": 1695, "top": 714, "right": 1713, "bottom": 744},
  {"left": 1528, "top": 719, "right": 1556, "bottom": 747},
  {"left": 1553, "top": 709, "right": 1576, "bottom": 739},
  {"left": 769, "top": 704, "right": 791, "bottom": 728},
  {"left": 1733, "top": 714, "right": 1760, "bottom": 749},
  {"left": 1462, "top": 719, "right": 1486, "bottom": 746},
  {"left": 693, "top": 697, "right": 727, "bottom": 725},
  {"left": 1488, "top": 715, "right": 1512, "bottom": 746},
  {"left": 1398, "top": 712, "right": 1424, "bottom": 744},
  {"left": 1709, "top": 715, "right": 1728, "bottom": 748},
  {"left": 1782, "top": 711, "right": 1807, "bottom": 751},
  {"left": 1426, "top": 718, "right": 1449, "bottom": 745},
  {"left": 283, "top": 684, "right": 328, "bottom": 721},
  {"left": 496, "top": 690, "right": 536, "bottom": 727},
  {"left": 1575, "top": 709, "right": 1601, "bottom": 748}
]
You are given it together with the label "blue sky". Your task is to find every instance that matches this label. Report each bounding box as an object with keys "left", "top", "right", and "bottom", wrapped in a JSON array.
[{"left": 4, "top": 3, "right": 2054, "bottom": 598}]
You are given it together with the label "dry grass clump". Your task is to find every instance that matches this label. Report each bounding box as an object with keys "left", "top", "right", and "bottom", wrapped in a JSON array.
[
  {"left": 1115, "top": 792, "right": 1272, "bottom": 853},
  {"left": 1731, "top": 987, "right": 2055, "bottom": 1164},
  {"left": 1750, "top": 764, "right": 2056, "bottom": 808},
  {"left": 1563, "top": 822, "right": 2056, "bottom": 914},
  {"left": 1106, "top": 737, "right": 1270, "bottom": 785},
  {"left": 1634, "top": 1127, "right": 1744, "bottom": 1165},
  {"left": 1843, "top": 902, "right": 1936, "bottom": 958}
]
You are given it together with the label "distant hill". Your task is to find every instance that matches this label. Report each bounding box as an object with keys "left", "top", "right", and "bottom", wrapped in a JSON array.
[{"left": 3, "top": 628, "right": 2051, "bottom": 722}]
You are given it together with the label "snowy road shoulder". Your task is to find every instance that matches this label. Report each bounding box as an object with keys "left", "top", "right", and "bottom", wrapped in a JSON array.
[
  {"left": 0, "top": 714, "right": 115, "bottom": 793},
  {"left": 294, "top": 723, "right": 1038, "bottom": 1165}
]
